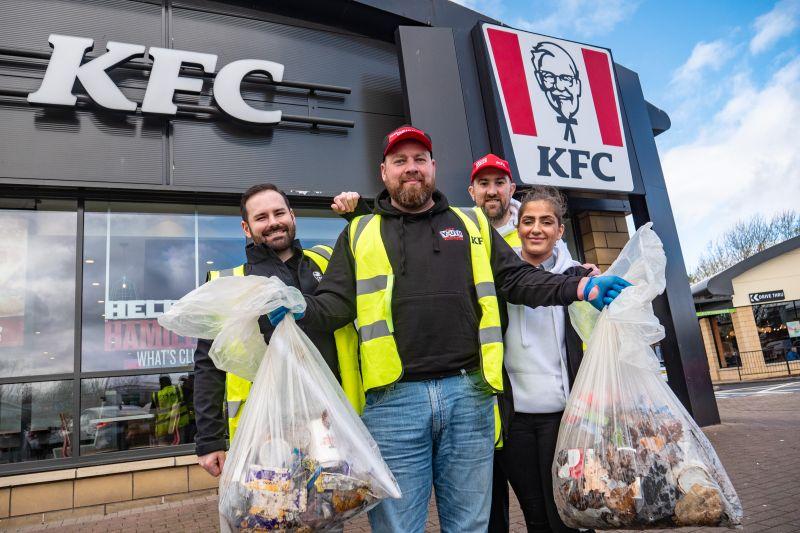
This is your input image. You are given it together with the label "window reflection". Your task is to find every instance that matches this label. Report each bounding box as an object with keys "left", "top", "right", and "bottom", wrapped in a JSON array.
[
  {"left": 0, "top": 198, "right": 348, "bottom": 466},
  {"left": 80, "top": 372, "right": 194, "bottom": 456},
  {"left": 0, "top": 381, "right": 72, "bottom": 463},
  {"left": 711, "top": 313, "right": 740, "bottom": 367},
  {"left": 0, "top": 202, "right": 76, "bottom": 378},
  {"left": 82, "top": 204, "right": 202, "bottom": 372},
  {"left": 753, "top": 301, "right": 800, "bottom": 363},
  {"left": 295, "top": 209, "right": 347, "bottom": 250},
  {"left": 81, "top": 203, "right": 346, "bottom": 372}
]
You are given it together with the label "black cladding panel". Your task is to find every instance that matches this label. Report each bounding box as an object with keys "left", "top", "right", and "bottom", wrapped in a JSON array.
[
  {"left": 0, "top": 0, "right": 163, "bottom": 52},
  {"left": 171, "top": 109, "right": 403, "bottom": 196},
  {"left": 170, "top": 7, "right": 404, "bottom": 116},
  {"left": 0, "top": 0, "right": 406, "bottom": 195},
  {"left": 0, "top": 104, "right": 163, "bottom": 185}
]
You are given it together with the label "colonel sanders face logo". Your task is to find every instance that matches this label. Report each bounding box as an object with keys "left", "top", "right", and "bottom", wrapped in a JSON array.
[{"left": 531, "top": 42, "right": 582, "bottom": 143}]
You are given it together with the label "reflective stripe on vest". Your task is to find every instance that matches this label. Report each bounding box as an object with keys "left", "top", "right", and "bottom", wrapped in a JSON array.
[
  {"left": 494, "top": 399, "right": 503, "bottom": 449},
  {"left": 348, "top": 207, "right": 504, "bottom": 394}
]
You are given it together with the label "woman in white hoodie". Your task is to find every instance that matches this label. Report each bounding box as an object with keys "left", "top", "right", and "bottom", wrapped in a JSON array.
[{"left": 495, "top": 186, "right": 598, "bottom": 533}]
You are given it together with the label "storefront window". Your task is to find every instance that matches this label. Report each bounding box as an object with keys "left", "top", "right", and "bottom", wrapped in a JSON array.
[
  {"left": 82, "top": 203, "right": 202, "bottom": 372},
  {"left": 712, "top": 313, "right": 739, "bottom": 367},
  {"left": 0, "top": 198, "right": 345, "bottom": 468},
  {"left": 80, "top": 372, "right": 192, "bottom": 456},
  {"left": 753, "top": 301, "right": 800, "bottom": 363},
  {"left": 81, "top": 203, "right": 347, "bottom": 372},
  {"left": 0, "top": 381, "right": 73, "bottom": 464},
  {"left": 295, "top": 209, "right": 348, "bottom": 249},
  {"left": 0, "top": 201, "right": 77, "bottom": 378}
]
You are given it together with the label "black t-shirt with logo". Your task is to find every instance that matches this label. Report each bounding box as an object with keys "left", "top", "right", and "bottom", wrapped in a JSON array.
[{"left": 302, "top": 189, "right": 583, "bottom": 384}]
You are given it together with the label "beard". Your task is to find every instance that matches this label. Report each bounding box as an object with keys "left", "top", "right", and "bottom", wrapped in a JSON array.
[
  {"left": 251, "top": 222, "right": 296, "bottom": 252},
  {"left": 387, "top": 178, "right": 434, "bottom": 210},
  {"left": 484, "top": 198, "right": 510, "bottom": 225}
]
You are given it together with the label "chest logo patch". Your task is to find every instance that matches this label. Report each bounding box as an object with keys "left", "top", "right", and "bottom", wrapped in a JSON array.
[
  {"left": 439, "top": 228, "right": 465, "bottom": 241},
  {"left": 312, "top": 270, "right": 323, "bottom": 282}
]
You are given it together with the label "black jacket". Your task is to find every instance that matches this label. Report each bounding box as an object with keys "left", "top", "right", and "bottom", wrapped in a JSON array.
[
  {"left": 193, "top": 240, "right": 340, "bottom": 457},
  {"left": 300, "top": 189, "right": 584, "bottom": 382}
]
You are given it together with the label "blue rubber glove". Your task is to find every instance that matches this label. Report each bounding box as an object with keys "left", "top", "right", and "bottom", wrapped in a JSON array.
[
  {"left": 267, "top": 306, "right": 305, "bottom": 326},
  {"left": 582, "top": 275, "right": 632, "bottom": 311}
]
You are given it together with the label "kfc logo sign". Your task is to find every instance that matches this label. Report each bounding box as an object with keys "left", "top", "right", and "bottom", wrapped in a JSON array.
[
  {"left": 531, "top": 42, "right": 581, "bottom": 143},
  {"left": 28, "top": 34, "right": 285, "bottom": 124},
  {"left": 482, "top": 24, "right": 634, "bottom": 192}
]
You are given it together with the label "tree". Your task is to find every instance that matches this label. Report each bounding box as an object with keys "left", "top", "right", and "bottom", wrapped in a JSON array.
[{"left": 690, "top": 210, "right": 800, "bottom": 283}]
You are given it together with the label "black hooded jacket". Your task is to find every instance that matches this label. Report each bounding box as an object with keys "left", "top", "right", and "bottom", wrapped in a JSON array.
[
  {"left": 192, "top": 240, "right": 339, "bottom": 457},
  {"left": 300, "top": 189, "right": 584, "bottom": 382}
]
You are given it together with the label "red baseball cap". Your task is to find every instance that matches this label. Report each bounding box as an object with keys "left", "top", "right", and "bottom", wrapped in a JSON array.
[
  {"left": 470, "top": 153, "right": 512, "bottom": 182},
  {"left": 382, "top": 125, "right": 433, "bottom": 157}
]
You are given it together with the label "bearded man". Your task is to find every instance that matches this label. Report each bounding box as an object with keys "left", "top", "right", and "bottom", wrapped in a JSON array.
[
  {"left": 193, "top": 183, "right": 362, "bottom": 479},
  {"left": 279, "top": 125, "right": 629, "bottom": 532}
]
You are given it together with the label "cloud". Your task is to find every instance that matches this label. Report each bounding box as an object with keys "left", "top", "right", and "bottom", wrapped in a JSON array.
[
  {"left": 750, "top": 0, "right": 800, "bottom": 54},
  {"left": 671, "top": 40, "right": 733, "bottom": 86},
  {"left": 514, "top": 0, "right": 640, "bottom": 39},
  {"left": 660, "top": 57, "right": 800, "bottom": 271}
]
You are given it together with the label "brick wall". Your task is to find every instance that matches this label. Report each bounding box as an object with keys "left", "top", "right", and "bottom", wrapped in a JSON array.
[
  {"left": 698, "top": 317, "right": 721, "bottom": 382},
  {"left": 0, "top": 455, "right": 218, "bottom": 528},
  {"left": 576, "top": 211, "right": 630, "bottom": 271}
]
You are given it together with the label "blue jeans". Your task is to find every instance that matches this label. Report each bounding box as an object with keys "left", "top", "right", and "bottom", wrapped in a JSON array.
[{"left": 361, "top": 370, "right": 495, "bottom": 533}]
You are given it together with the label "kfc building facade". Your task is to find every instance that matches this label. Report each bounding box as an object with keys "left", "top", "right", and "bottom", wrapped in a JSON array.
[{"left": 0, "top": 0, "right": 715, "bottom": 521}]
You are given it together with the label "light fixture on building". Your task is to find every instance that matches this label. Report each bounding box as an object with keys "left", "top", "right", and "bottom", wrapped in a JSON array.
[
  {"left": 85, "top": 259, "right": 95, "bottom": 264},
  {"left": 91, "top": 282, "right": 100, "bottom": 286},
  {"left": 98, "top": 300, "right": 104, "bottom": 304}
]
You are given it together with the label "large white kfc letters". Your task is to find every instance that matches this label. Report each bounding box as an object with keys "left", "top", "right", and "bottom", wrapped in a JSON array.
[{"left": 28, "top": 34, "right": 285, "bottom": 124}]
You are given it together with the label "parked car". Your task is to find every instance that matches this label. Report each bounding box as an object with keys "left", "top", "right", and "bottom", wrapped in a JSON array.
[{"left": 79, "top": 405, "right": 153, "bottom": 452}]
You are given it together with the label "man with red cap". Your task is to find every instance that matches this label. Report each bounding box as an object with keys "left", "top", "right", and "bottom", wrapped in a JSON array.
[
  {"left": 269, "top": 125, "right": 629, "bottom": 532},
  {"left": 468, "top": 153, "right": 521, "bottom": 252},
  {"left": 468, "top": 154, "right": 600, "bottom": 532}
]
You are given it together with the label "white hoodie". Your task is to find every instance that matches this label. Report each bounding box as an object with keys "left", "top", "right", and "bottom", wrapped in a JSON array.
[
  {"left": 504, "top": 240, "right": 580, "bottom": 414},
  {"left": 495, "top": 198, "right": 521, "bottom": 245}
]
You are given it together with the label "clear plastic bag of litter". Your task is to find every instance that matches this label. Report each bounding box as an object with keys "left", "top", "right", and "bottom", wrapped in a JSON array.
[
  {"left": 158, "top": 276, "right": 401, "bottom": 531},
  {"left": 554, "top": 223, "right": 742, "bottom": 529}
]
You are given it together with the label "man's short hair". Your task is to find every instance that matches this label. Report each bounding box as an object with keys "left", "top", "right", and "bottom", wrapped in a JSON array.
[{"left": 240, "top": 183, "right": 291, "bottom": 221}]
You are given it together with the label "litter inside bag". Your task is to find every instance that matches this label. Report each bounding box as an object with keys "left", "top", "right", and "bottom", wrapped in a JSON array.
[
  {"left": 159, "top": 276, "right": 401, "bottom": 530},
  {"left": 555, "top": 223, "right": 742, "bottom": 529}
]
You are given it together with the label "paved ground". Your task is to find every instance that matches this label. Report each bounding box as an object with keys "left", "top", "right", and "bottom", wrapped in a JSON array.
[{"left": 12, "top": 378, "right": 800, "bottom": 532}]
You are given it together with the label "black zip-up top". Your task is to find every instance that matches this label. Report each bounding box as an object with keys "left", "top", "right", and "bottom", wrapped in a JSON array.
[
  {"left": 192, "top": 240, "right": 338, "bottom": 456},
  {"left": 300, "top": 189, "right": 584, "bottom": 383}
]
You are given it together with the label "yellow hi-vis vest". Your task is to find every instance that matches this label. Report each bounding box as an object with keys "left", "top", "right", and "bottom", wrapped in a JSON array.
[
  {"left": 207, "top": 245, "right": 360, "bottom": 441},
  {"left": 502, "top": 228, "right": 522, "bottom": 252},
  {"left": 151, "top": 385, "right": 188, "bottom": 438},
  {"left": 348, "top": 207, "right": 504, "bottom": 394},
  {"left": 495, "top": 227, "right": 520, "bottom": 449}
]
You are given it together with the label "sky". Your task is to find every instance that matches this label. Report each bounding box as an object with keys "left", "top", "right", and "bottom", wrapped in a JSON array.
[{"left": 453, "top": 0, "right": 800, "bottom": 273}]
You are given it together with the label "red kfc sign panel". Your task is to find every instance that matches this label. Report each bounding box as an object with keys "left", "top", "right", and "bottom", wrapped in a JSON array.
[{"left": 482, "top": 23, "right": 633, "bottom": 192}]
